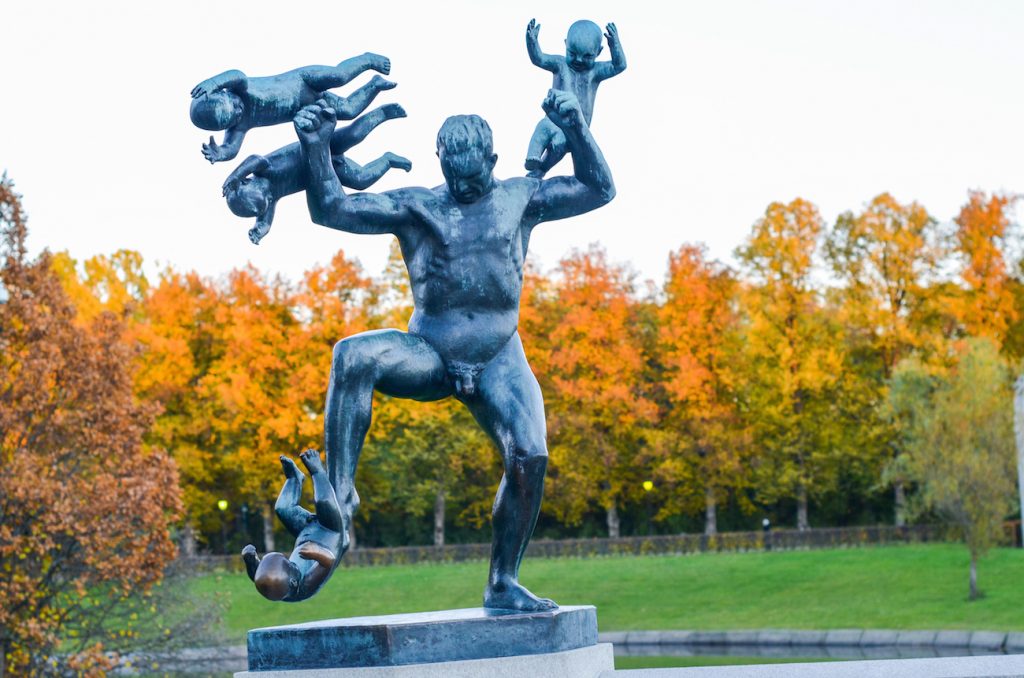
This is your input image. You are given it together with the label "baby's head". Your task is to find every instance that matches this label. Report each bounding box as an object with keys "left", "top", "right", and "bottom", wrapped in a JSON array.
[
  {"left": 225, "top": 177, "right": 271, "bottom": 218},
  {"left": 190, "top": 90, "right": 244, "bottom": 131},
  {"left": 253, "top": 552, "right": 300, "bottom": 601},
  {"left": 564, "top": 20, "right": 603, "bottom": 72}
]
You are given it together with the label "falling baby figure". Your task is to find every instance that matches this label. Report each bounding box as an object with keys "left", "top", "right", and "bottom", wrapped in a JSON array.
[
  {"left": 242, "top": 450, "right": 346, "bottom": 602},
  {"left": 221, "top": 103, "right": 412, "bottom": 245},
  {"left": 190, "top": 53, "right": 394, "bottom": 164}
]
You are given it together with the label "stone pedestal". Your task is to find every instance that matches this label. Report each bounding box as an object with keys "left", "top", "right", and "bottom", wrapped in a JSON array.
[{"left": 235, "top": 605, "right": 612, "bottom": 677}]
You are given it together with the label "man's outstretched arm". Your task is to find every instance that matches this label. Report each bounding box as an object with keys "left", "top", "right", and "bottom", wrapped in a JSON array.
[
  {"left": 295, "top": 102, "right": 419, "bottom": 235},
  {"left": 525, "top": 90, "right": 616, "bottom": 224}
]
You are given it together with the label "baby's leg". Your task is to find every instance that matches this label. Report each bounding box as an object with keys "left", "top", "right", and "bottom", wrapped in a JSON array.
[
  {"left": 537, "top": 129, "right": 568, "bottom": 176},
  {"left": 525, "top": 119, "right": 559, "bottom": 173},
  {"left": 329, "top": 104, "right": 407, "bottom": 155},
  {"left": 337, "top": 154, "right": 411, "bottom": 191},
  {"left": 299, "top": 449, "right": 344, "bottom": 533},
  {"left": 326, "top": 76, "right": 397, "bottom": 121},
  {"left": 275, "top": 455, "right": 312, "bottom": 536},
  {"left": 302, "top": 54, "right": 391, "bottom": 92}
]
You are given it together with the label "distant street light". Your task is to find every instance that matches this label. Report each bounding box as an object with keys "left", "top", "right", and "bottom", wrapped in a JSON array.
[
  {"left": 217, "top": 499, "right": 229, "bottom": 553},
  {"left": 642, "top": 480, "right": 654, "bottom": 492}
]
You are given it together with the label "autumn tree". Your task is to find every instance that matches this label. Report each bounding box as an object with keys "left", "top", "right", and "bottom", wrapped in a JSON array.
[
  {"left": 825, "top": 193, "right": 942, "bottom": 525},
  {"left": 526, "top": 246, "right": 657, "bottom": 538},
  {"left": 655, "top": 244, "right": 747, "bottom": 535},
  {"left": 736, "top": 199, "right": 858, "bottom": 530},
  {"left": 952, "top": 191, "right": 1019, "bottom": 348},
  {"left": 0, "top": 176, "right": 182, "bottom": 674},
  {"left": 890, "top": 339, "right": 1016, "bottom": 600}
]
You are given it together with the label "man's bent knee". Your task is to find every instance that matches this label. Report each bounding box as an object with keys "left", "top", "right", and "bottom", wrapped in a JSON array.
[{"left": 331, "top": 337, "right": 379, "bottom": 382}]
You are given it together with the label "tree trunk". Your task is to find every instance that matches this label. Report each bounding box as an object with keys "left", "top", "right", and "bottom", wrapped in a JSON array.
[
  {"left": 180, "top": 521, "right": 197, "bottom": 557},
  {"left": 261, "top": 503, "right": 276, "bottom": 553},
  {"left": 704, "top": 486, "right": 718, "bottom": 536},
  {"left": 969, "top": 552, "right": 979, "bottom": 601},
  {"left": 1014, "top": 374, "right": 1024, "bottom": 547},
  {"left": 433, "top": 487, "right": 446, "bottom": 547},
  {"left": 893, "top": 481, "right": 907, "bottom": 527},
  {"left": 606, "top": 504, "right": 621, "bottom": 539},
  {"left": 796, "top": 485, "right": 809, "bottom": 531}
]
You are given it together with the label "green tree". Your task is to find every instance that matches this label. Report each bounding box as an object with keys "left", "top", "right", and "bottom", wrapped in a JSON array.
[
  {"left": 736, "top": 199, "right": 860, "bottom": 530},
  {"left": 890, "top": 339, "right": 1016, "bottom": 600},
  {"left": 825, "top": 193, "right": 942, "bottom": 525}
]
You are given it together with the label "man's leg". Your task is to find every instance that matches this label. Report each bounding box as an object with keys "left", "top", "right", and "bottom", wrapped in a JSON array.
[
  {"left": 462, "top": 333, "right": 556, "bottom": 612},
  {"left": 324, "top": 329, "right": 451, "bottom": 521}
]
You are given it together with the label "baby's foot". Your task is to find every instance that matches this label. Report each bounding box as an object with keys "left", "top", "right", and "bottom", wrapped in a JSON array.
[
  {"left": 279, "top": 455, "right": 305, "bottom": 481},
  {"left": 364, "top": 53, "right": 391, "bottom": 75},
  {"left": 524, "top": 156, "right": 543, "bottom": 172},
  {"left": 370, "top": 75, "right": 397, "bottom": 91},
  {"left": 380, "top": 103, "right": 406, "bottom": 119},
  {"left": 484, "top": 579, "right": 558, "bottom": 612},
  {"left": 385, "top": 152, "right": 412, "bottom": 172},
  {"left": 299, "top": 448, "right": 326, "bottom": 475}
]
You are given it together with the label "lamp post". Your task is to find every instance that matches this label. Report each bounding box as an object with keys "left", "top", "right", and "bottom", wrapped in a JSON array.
[
  {"left": 642, "top": 480, "right": 654, "bottom": 535},
  {"left": 217, "top": 499, "right": 229, "bottom": 554}
]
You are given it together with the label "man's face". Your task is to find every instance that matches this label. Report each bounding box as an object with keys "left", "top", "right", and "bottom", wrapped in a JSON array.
[
  {"left": 438, "top": 149, "right": 496, "bottom": 204},
  {"left": 565, "top": 31, "right": 602, "bottom": 72}
]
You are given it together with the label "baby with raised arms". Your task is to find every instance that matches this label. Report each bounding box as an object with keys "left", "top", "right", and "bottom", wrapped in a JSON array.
[{"left": 524, "top": 19, "right": 626, "bottom": 177}]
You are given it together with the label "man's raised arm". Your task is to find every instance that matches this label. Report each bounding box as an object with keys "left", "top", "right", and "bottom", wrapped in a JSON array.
[
  {"left": 294, "top": 102, "right": 416, "bottom": 235},
  {"left": 525, "top": 90, "right": 616, "bottom": 224}
]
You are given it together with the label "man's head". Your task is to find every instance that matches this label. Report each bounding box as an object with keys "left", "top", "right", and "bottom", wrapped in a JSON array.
[
  {"left": 225, "top": 177, "right": 271, "bottom": 218},
  {"left": 190, "top": 90, "right": 244, "bottom": 131},
  {"left": 253, "top": 552, "right": 299, "bottom": 601},
  {"left": 565, "top": 20, "right": 603, "bottom": 72},
  {"left": 436, "top": 115, "right": 497, "bottom": 204}
]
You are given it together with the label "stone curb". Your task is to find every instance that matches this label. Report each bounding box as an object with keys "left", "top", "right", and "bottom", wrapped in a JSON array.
[{"left": 597, "top": 629, "right": 1012, "bottom": 652}]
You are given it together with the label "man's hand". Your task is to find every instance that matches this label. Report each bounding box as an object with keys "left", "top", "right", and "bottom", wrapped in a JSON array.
[
  {"left": 293, "top": 100, "right": 337, "bottom": 148},
  {"left": 526, "top": 18, "right": 541, "bottom": 45},
  {"left": 191, "top": 78, "right": 218, "bottom": 99},
  {"left": 605, "top": 23, "right": 620, "bottom": 47},
  {"left": 543, "top": 89, "right": 585, "bottom": 131}
]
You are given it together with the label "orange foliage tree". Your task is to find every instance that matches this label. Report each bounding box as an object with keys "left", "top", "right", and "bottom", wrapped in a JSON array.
[
  {"left": 654, "top": 244, "right": 748, "bottom": 535},
  {"left": 524, "top": 245, "right": 657, "bottom": 537},
  {"left": 952, "top": 191, "right": 1019, "bottom": 347},
  {"left": 0, "top": 177, "right": 182, "bottom": 675}
]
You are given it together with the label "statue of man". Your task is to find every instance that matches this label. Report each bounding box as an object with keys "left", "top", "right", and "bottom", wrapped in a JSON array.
[{"left": 293, "top": 88, "right": 615, "bottom": 612}]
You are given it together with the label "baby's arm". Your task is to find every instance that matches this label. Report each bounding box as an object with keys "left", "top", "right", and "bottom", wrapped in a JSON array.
[
  {"left": 223, "top": 155, "right": 270, "bottom": 196},
  {"left": 595, "top": 23, "right": 627, "bottom": 81},
  {"left": 203, "top": 128, "right": 247, "bottom": 164},
  {"left": 526, "top": 19, "right": 560, "bottom": 72},
  {"left": 242, "top": 544, "right": 261, "bottom": 582},
  {"left": 249, "top": 201, "right": 276, "bottom": 245},
  {"left": 191, "top": 70, "right": 248, "bottom": 99}
]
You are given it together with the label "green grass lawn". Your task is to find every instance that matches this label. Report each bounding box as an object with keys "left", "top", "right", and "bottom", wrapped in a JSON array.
[{"left": 191, "top": 544, "right": 1024, "bottom": 645}]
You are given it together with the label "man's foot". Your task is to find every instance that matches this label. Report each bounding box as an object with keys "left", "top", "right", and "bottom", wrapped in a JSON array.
[
  {"left": 363, "top": 54, "right": 391, "bottom": 75},
  {"left": 299, "top": 448, "right": 326, "bottom": 475},
  {"left": 380, "top": 102, "right": 406, "bottom": 119},
  {"left": 370, "top": 74, "right": 397, "bottom": 91},
  {"left": 279, "top": 455, "right": 306, "bottom": 482},
  {"left": 385, "top": 152, "right": 413, "bottom": 172},
  {"left": 484, "top": 580, "right": 558, "bottom": 612}
]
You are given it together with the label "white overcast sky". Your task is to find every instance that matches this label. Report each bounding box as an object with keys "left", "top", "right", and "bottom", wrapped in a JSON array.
[{"left": 2, "top": 0, "right": 1022, "bottom": 286}]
